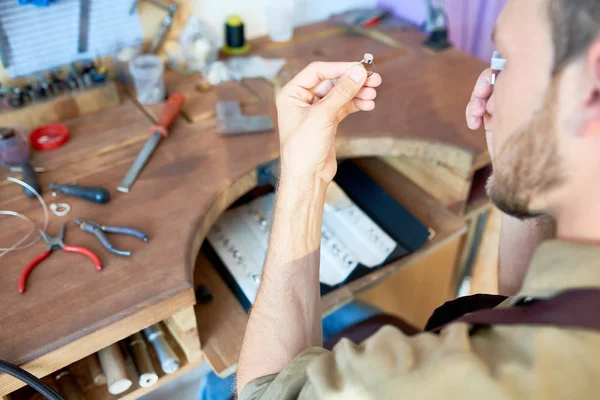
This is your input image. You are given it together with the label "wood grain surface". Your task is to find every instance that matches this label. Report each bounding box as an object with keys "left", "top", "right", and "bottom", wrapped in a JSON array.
[{"left": 0, "top": 21, "right": 487, "bottom": 394}]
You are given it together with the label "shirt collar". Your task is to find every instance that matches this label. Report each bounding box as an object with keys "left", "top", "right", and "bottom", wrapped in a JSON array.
[{"left": 518, "top": 240, "right": 600, "bottom": 298}]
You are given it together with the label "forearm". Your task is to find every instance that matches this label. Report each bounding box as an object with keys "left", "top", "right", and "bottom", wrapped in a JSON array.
[
  {"left": 237, "top": 174, "right": 327, "bottom": 392},
  {"left": 498, "top": 213, "right": 556, "bottom": 295}
]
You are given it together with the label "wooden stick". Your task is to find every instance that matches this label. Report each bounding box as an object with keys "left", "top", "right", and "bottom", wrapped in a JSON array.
[
  {"left": 129, "top": 332, "right": 158, "bottom": 387},
  {"left": 54, "top": 369, "right": 85, "bottom": 400},
  {"left": 83, "top": 354, "right": 106, "bottom": 386},
  {"left": 97, "top": 343, "right": 133, "bottom": 395}
]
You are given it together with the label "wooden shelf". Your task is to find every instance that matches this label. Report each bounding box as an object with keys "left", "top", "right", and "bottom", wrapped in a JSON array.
[
  {"left": 10, "top": 322, "right": 202, "bottom": 400},
  {"left": 194, "top": 156, "right": 466, "bottom": 377}
]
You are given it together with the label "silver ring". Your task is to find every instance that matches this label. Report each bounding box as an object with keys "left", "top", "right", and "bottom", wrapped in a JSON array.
[{"left": 361, "top": 53, "right": 375, "bottom": 77}]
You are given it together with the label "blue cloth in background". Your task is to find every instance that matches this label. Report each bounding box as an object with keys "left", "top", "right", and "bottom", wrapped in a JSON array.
[{"left": 199, "top": 301, "right": 381, "bottom": 400}]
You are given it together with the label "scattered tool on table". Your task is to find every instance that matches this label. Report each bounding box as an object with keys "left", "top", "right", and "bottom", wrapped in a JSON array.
[
  {"left": 19, "top": 224, "right": 102, "bottom": 293},
  {"left": 117, "top": 93, "right": 185, "bottom": 193},
  {"left": 215, "top": 100, "right": 274, "bottom": 136},
  {"left": 50, "top": 183, "right": 111, "bottom": 204},
  {"left": 29, "top": 123, "right": 70, "bottom": 151},
  {"left": 78, "top": 0, "right": 91, "bottom": 53},
  {"left": 0, "top": 127, "right": 41, "bottom": 198},
  {"left": 50, "top": 202, "right": 71, "bottom": 217},
  {"left": 223, "top": 15, "right": 249, "bottom": 55},
  {"left": 74, "top": 218, "right": 149, "bottom": 257}
]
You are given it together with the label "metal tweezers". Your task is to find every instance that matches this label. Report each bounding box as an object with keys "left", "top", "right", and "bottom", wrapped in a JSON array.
[{"left": 74, "top": 219, "right": 149, "bottom": 257}]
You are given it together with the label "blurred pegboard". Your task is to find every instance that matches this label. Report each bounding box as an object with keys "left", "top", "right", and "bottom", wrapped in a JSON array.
[{"left": 0, "top": 0, "right": 143, "bottom": 77}]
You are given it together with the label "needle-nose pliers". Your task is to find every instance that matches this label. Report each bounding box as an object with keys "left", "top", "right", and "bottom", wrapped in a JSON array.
[
  {"left": 74, "top": 219, "right": 149, "bottom": 257},
  {"left": 19, "top": 224, "right": 102, "bottom": 293}
]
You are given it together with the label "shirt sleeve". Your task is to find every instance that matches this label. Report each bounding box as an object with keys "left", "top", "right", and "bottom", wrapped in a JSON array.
[{"left": 238, "top": 347, "right": 329, "bottom": 400}]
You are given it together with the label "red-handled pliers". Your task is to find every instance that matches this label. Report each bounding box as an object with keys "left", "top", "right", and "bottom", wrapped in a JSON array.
[{"left": 19, "top": 224, "right": 102, "bottom": 293}]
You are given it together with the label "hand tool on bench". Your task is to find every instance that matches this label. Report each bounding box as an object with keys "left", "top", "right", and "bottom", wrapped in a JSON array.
[
  {"left": 128, "top": 332, "right": 158, "bottom": 387},
  {"left": 19, "top": 224, "right": 102, "bottom": 293},
  {"left": 117, "top": 93, "right": 185, "bottom": 193},
  {"left": 74, "top": 218, "right": 149, "bottom": 256},
  {"left": 97, "top": 343, "right": 132, "bottom": 395},
  {"left": 0, "top": 127, "right": 42, "bottom": 198},
  {"left": 50, "top": 183, "right": 111, "bottom": 204}
]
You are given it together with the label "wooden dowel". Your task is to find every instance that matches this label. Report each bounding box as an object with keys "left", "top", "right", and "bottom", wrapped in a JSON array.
[
  {"left": 54, "top": 369, "right": 85, "bottom": 400},
  {"left": 129, "top": 332, "right": 158, "bottom": 387},
  {"left": 83, "top": 354, "right": 106, "bottom": 386},
  {"left": 97, "top": 343, "right": 133, "bottom": 395}
]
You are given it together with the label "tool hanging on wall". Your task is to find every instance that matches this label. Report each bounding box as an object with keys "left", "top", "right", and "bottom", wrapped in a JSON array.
[
  {"left": 143, "top": 324, "right": 181, "bottom": 374},
  {"left": 74, "top": 218, "right": 149, "bottom": 256},
  {"left": 19, "top": 224, "right": 102, "bottom": 293},
  {"left": 0, "top": 16, "right": 11, "bottom": 68},
  {"left": 423, "top": 0, "right": 451, "bottom": 50},
  {"left": 215, "top": 100, "right": 274, "bottom": 135},
  {"left": 78, "top": 0, "right": 91, "bottom": 53},
  {"left": 223, "top": 15, "right": 249, "bottom": 55},
  {"left": 97, "top": 343, "right": 133, "bottom": 395},
  {"left": 128, "top": 332, "right": 159, "bottom": 387},
  {"left": 117, "top": 93, "right": 185, "bottom": 193},
  {"left": 130, "top": 0, "right": 178, "bottom": 54},
  {"left": 50, "top": 183, "right": 111, "bottom": 204}
]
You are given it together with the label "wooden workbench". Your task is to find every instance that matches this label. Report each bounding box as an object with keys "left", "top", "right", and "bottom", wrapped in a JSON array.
[{"left": 0, "top": 21, "right": 488, "bottom": 397}]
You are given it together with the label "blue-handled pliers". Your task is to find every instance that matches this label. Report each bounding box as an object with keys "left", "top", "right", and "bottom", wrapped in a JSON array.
[{"left": 74, "top": 219, "right": 149, "bottom": 257}]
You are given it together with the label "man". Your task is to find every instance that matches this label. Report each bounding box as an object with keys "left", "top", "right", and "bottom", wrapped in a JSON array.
[{"left": 237, "top": 0, "right": 600, "bottom": 398}]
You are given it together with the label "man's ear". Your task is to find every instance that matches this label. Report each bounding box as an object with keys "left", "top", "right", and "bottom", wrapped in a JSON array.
[{"left": 578, "top": 39, "right": 600, "bottom": 137}]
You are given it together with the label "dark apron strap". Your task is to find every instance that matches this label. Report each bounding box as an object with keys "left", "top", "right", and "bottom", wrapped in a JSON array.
[
  {"left": 455, "top": 289, "right": 600, "bottom": 331},
  {"left": 324, "top": 289, "right": 600, "bottom": 349}
]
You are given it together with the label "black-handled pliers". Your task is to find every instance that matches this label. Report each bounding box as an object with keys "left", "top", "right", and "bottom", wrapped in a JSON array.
[{"left": 74, "top": 219, "right": 149, "bottom": 257}]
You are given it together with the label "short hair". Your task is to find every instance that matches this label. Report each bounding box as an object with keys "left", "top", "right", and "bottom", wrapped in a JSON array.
[{"left": 550, "top": 0, "right": 600, "bottom": 72}]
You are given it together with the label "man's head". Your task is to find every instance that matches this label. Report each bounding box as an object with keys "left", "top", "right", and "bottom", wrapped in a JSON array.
[{"left": 486, "top": 0, "right": 600, "bottom": 219}]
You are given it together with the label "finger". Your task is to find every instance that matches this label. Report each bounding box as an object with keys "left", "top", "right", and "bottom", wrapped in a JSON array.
[
  {"left": 352, "top": 98, "right": 375, "bottom": 112},
  {"left": 311, "top": 80, "right": 335, "bottom": 101},
  {"left": 320, "top": 64, "right": 368, "bottom": 115},
  {"left": 468, "top": 98, "right": 486, "bottom": 118},
  {"left": 288, "top": 61, "right": 361, "bottom": 90},
  {"left": 467, "top": 115, "right": 483, "bottom": 130},
  {"left": 364, "top": 73, "right": 382, "bottom": 88},
  {"left": 355, "top": 87, "right": 377, "bottom": 101},
  {"left": 470, "top": 69, "right": 494, "bottom": 102}
]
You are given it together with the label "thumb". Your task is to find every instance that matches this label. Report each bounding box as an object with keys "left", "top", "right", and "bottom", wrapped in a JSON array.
[{"left": 320, "top": 64, "right": 367, "bottom": 115}]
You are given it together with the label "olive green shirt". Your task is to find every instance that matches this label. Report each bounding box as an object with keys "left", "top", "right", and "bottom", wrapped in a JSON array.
[{"left": 240, "top": 241, "right": 600, "bottom": 400}]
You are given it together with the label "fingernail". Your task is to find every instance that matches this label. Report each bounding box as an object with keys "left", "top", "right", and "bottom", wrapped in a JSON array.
[
  {"left": 474, "top": 98, "right": 485, "bottom": 108},
  {"left": 348, "top": 64, "right": 366, "bottom": 83},
  {"left": 476, "top": 78, "right": 490, "bottom": 89}
]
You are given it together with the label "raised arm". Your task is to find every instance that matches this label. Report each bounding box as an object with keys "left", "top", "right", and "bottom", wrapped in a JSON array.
[
  {"left": 237, "top": 62, "right": 382, "bottom": 392},
  {"left": 466, "top": 69, "right": 555, "bottom": 296}
]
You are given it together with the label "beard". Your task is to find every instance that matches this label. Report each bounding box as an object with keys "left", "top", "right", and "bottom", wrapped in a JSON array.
[{"left": 486, "top": 81, "right": 566, "bottom": 219}]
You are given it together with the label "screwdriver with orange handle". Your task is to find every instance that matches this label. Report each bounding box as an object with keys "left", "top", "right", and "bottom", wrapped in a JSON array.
[{"left": 118, "top": 93, "right": 185, "bottom": 193}]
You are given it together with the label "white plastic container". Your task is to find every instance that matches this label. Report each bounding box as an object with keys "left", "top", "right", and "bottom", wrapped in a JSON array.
[
  {"left": 129, "top": 54, "right": 165, "bottom": 104},
  {"left": 265, "top": 0, "right": 295, "bottom": 42}
]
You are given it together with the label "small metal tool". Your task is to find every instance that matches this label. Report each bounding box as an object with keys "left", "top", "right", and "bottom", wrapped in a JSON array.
[
  {"left": 130, "top": 0, "right": 178, "bottom": 54},
  {"left": 0, "top": 16, "right": 11, "bottom": 68},
  {"left": 143, "top": 324, "right": 181, "bottom": 374},
  {"left": 50, "top": 183, "right": 111, "bottom": 204},
  {"left": 74, "top": 218, "right": 149, "bottom": 257},
  {"left": 19, "top": 225, "right": 102, "bottom": 293},
  {"left": 216, "top": 101, "right": 274, "bottom": 136},
  {"left": 118, "top": 93, "right": 185, "bottom": 193}
]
